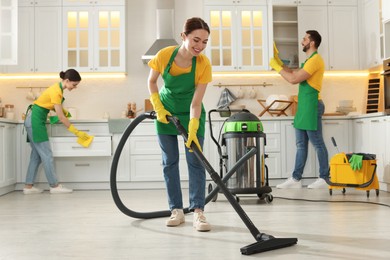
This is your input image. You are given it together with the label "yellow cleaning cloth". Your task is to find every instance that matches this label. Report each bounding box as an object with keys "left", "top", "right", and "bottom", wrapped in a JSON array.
[{"left": 77, "top": 134, "right": 94, "bottom": 148}]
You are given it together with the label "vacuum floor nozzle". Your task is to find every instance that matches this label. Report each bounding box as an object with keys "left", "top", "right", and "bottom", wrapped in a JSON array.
[{"left": 240, "top": 237, "right": 298, "bottom": 255}]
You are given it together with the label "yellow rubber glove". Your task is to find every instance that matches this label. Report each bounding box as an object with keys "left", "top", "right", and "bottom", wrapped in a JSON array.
[
  {"left": 63, "top": 108, "right": 72, "bottom": 118},
  {"left": 273, "top": 42, "right": 284, "bottom": 66},
  {"left": 185, "top": 118, "right": 202, "bottom": 152},
  {"left": 270, "top": 58, "right": 283, "bottom": 73},
  {"left": 150, "top": 92, "right": 172, "bottom": 124},
  {"left": 67, "top": 124, "right": 89, "bottom": 139}
]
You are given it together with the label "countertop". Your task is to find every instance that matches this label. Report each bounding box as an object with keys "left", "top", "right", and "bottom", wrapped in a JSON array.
[{"left": 0, "top": 112, "right": 388, "bottom": 125}]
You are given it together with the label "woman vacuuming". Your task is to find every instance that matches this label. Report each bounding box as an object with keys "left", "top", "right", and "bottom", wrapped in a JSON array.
[
  {"left": 23, "top": 69, "right": 93, "bottom": 195},
  {"left": 147, "top": 17, "right": 212, "bottom": 231}
]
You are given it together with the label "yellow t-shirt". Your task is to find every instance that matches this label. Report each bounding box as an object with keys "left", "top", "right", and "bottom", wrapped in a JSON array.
[
  {"left": 34, "top": 82, "right": 63, "bottom": 110},
  {"left": 148, "top": 46, "right": 212, "bottom": 85},
  {"left": 302, "top": 53, "right": 324, "bottom": 93}
]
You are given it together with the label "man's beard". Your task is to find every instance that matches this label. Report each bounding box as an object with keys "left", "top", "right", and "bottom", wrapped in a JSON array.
[{"left": 302, "top": 43, "right": 310, "bottom": 53}]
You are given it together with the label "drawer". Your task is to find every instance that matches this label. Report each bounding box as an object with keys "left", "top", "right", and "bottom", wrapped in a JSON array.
[
  {"left": 130, "top": 154, "right": 188, "bottom": 181},
  {"left": 50, "top": 136, "right": 112, "bottom": 157},
  {"left": 130, "top": 122, "right": 156, "bottom": 136},
  {"left": 129, "top": 135, "right": 185, "bottom": 155},
  {"left": 51, "top": 123, "right": 109, "bottom": 137},
  {"left": 54, "top": 157, "right": 110, "bottom": 182}
]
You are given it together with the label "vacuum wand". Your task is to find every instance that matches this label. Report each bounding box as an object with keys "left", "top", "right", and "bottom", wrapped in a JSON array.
[{"left": 167, "top": 115, "right": 298, "bottom": 255}]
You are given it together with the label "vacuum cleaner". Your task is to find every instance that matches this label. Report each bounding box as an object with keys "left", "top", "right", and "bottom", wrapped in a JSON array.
[
  {"left": 207, "top": 108, "right": 273, "bottom": 203},
  {"left": 110, "top": 111, "right": 297, "bottom": 255}
]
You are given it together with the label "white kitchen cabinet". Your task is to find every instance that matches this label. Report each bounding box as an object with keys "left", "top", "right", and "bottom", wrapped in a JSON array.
[
  {"left": 367, "top": 117, "right": 386, "bottom": 182},
  {"left": 327, "top": 0, "right": 358, "bottom": 5},
  {"left": 351, "top": 117, "right": 370, "bottom": 153},
  {"left": 0, "top": 123, "right": 16, "bottom": 192},
  {"left": 280, "top": 120, "right": 316, "bottom": 178},
  {"left": 62, "top": 0, "right": 124, "bottom": 6},
  {"left": 261, "top": 120, "right": 282, "bottom": 178},
  {"left": 62, "top": 3, "right": 125, "bottom": 72},
  {"left": 361, "top": 0, "right": 382, "bottom": 68},
  {"left": 272, "top": 1, "right": 359, "bottom": 70},
  {"left": 297, "top": 6, "right": 329, "bottom": 68},
  {"left": 17, "top": 121, "right": 112, "bottom": 187},
  {"left": 3, "top": 1, "right": 62, "bottom": 73},
  {"left": 128, "top": 123, "right": 189, "bottom": 182},
  {"left": 383, "top": 0, "right": 390, "bottom": 21},
  {"left": 272, "top": 0, "right": 328, "bottom": 5},
  {"left": 204, "top": 0, "right": 269, "bottom": 71},
  {"left": 322, "top": 119, "right": 351, "bottom": 159},
  {"left": 327, "top": 5, "right": 359, "bottom": 70},
  {"left": 111, "top": 134, "right": 131, "bottom": 182},
  {"left": 0, "top": 0, "right": 17, "bottom": 66}
]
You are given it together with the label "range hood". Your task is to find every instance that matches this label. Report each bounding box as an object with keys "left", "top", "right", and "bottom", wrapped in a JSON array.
[{"left": 142, "top": 9, "right": 178, "bottom": 64}]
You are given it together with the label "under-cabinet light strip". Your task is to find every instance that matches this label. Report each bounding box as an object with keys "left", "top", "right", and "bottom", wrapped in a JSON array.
[
  {"left": 0, "top": 73, "right": 127, "bottom": 80},
  {"left": 212, "top": 71, "right": 369, "bottom": 77}
]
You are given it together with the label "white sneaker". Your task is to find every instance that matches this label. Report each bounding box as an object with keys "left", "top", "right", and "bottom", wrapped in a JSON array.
[
  {"left": 23, "top": 186, "right": 44, "bottom": 195},
  {"left": 276, "top": 177, "right": 302, "bottom": 189},
  {"left": 307, "top": 178, "right": 328, "bottom": 189},
  {"left": 50, "top": 184, "right": 73, "bottom": 194},
  {"left": 166, "top": 209, "right": 185, "bottom": 227},
  {"left": 193, "top": 211, "right": 211, "bottom": 232}
]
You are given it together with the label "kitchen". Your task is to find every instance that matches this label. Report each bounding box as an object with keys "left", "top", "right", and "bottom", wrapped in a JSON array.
[{"left": 1, "top": 0, "right": 390, "bottom": 258}]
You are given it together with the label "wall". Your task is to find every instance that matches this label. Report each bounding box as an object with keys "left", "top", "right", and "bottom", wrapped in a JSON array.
[{"left": 0, "top": 0, "right": 368, "bottom": 120}]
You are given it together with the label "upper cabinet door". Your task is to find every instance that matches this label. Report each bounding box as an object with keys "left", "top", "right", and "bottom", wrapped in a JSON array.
[
  {"left": 63, "top": 5, "right": 125, "bottom": 72},
  {"left": 204, "top": 3, "right": 269, "bottom": 71},
  {"left": 328, "top": 6, "right": 359, "bottom": 70},
  {"left": 62, "top": 0, "right": 124, "bottom": 6},
  {"left": 362, "top": 0, "right": 382, "bottom": 68},
  {"left": 297, "top": 6, "right": 329, "bottom": 68},
  {"left": 0, "top": 0, "right": 18, "bottom": 65}
]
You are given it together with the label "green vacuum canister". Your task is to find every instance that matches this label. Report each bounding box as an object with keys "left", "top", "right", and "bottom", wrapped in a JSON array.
[{"left": 224, "top": 111, "right": 263, "bottom": 133}]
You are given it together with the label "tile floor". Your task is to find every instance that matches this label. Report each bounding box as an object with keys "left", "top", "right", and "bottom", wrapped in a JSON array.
[{"left": 0, "top": 187, "right": 390, "bottom": 260}]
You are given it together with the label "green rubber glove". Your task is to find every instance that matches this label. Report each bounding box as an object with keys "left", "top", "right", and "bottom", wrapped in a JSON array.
[
  {"left": 185, "top": 118, "right": 202, "bottom": 152},
  {"left": 270, "top": 58, "right": 283, "bottom": 73},
  {"left": 150, "top": 92, "right": 172, "bottom": 124},
  {"left": 349, "top": 154, "right": 363, "bottom": 171}
]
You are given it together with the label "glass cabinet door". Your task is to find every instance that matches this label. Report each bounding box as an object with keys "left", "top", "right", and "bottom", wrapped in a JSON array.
[
  {"left": 94, "top": 7, "right": 124, "bottom": 71},
  {"left": 63, "top": 6, "right": 125, "bottom": 72},
  {"left": 237, "top": 7, "right": 268, "bottom": 70},
  {"left": 65, "top": 8, "right": 94, "bottom": 71},
  {"left": 205, "top": 5, "right": 268, "bottom": 71},
  {"left": 206, "top": 6, "right": 236, "bottom": 71}
]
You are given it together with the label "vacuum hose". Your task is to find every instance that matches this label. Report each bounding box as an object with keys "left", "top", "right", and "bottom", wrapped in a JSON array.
[{"left": 110, "top": 111, "right": 255, "bottom": 219}]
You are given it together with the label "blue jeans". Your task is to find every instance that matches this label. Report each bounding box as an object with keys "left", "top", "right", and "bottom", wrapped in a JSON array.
[
  {"left": 24, "top": 113, "right": 58, "bottom": 187},
  {"left": 157, "top": 134, "right": 206, "bottom": 211},
  {"left": 292, "top": 100, "right": 329, "bottom": 180}
]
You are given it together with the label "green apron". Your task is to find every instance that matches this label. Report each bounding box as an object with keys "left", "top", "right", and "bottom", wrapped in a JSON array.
[
  {"left": 293, "top": 52, "right": 319, "bottom": 131},
  {"left": 30, "top": 82, "right": 64, "bottom": 142},
  {"left": 156, "top": 47, "right": 206, "bottom": 136}
]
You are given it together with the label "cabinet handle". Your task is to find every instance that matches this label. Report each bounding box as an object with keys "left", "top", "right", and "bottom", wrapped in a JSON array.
[
  {"left": 370, "top": 120, "right": 380, "bottom": 123},
  {"left": 75, "top": 163, "right": 90, "bottom": 167},
  {"left": 71, "top": 146, "right": 85, "bottom": 149},
  {"left": 324, "top": 122, "right": 340, "bottom": 125},
  {"left": 0, "top": 125, "right": 5, "bottom": 128},
  {"left": 78, "top": 129, "right": 90, "bottom": 132}
]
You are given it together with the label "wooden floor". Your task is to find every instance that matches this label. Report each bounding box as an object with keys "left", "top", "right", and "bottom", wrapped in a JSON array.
[{"left": 0, "top": 187, "right": 390, "bottom": 259}]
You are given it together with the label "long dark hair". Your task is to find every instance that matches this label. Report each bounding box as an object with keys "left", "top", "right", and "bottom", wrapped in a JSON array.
[
  {"left": 59, "top": 69, "right": 81, "bottom": 82},
  {"left": 183, "top": 17, "right": 210, "bottom": 36}
]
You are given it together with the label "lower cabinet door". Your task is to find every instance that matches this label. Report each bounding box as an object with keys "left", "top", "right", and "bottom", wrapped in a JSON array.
[
  {"left": 130, "top": 154, "right": 188, "bottom": 182},
  {"left": 52, "top": 157, "right": 110, "bottom": 182}
]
